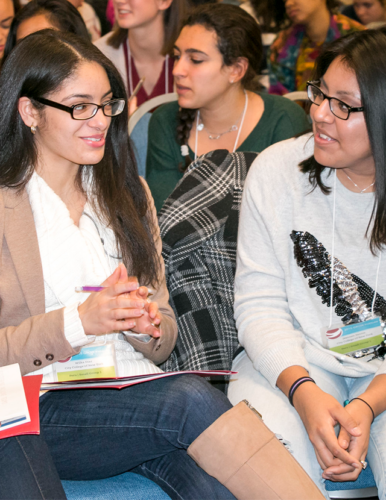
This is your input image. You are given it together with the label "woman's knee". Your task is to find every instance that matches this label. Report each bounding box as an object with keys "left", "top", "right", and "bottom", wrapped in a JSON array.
[{"left": 168, "top": 375, "right": 232, "bottom": 423}]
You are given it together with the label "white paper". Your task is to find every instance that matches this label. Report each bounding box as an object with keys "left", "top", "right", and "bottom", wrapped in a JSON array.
[{"left": 0, "top": 364, "right": 30, "bottom": 431}]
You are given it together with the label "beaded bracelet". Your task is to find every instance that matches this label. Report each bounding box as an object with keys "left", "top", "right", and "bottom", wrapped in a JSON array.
[
  {"left": 288, "top": 377, "right": 316, "bottom": 407},
  {"left": 350, "top": 397, "right": 375, "bottom": 423}
]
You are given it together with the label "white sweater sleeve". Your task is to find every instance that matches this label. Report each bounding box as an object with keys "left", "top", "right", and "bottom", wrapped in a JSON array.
[
  {"left": 234, "top": 154, "right": 309, "bottom": 387},
  {"left": 64, "top": 303, "right": 95, "bottom": 348}
]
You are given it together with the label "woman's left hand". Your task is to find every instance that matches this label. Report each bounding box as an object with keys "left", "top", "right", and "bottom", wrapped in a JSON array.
[
  {"left": 128, "top": 285, "right": 162, "bottom": 338},
  {"left": 116, "top": 263, "right": 162, "bottom": 339},
  {"left": 322, "top": 398, "right": 372, "bottom": 481}
]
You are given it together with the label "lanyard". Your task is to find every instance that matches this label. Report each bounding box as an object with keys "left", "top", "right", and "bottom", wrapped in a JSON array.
[{"left": 123, "top": 39, "right": 169, "bottom": 98}]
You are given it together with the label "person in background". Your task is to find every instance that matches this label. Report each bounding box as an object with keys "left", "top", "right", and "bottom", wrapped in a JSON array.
[
  {"left": 3, "top": 0, "right": 89, "bottom": 62},
  {"left": 341, "top": 2, "right": 361, "bottom": 22},
  {"left": 240, "top": 0, "right": 281, "bottom": 26},
  {"left": 95, "top": 0, "right": 189, "bottom": 106},
  {"left": 67, "top": 0, "right": 101, "bottom": 40},
  {"left": 146, "top": 4, "right": 310, "bottom": 212},
  {"left": 0, "top": 0, "right": 16, "bottom": 63},
  {"left": 268, "top": 0, "right": 364, "bottom": 95},
  {"left": 239, "top": 0, "right": 281, "bottom": 89},
  {"left": 353, "top": 0, "right": 386, "bottom": 26},
  {"left": 230, "top": 28, "right": 386, "bottom": 497}
]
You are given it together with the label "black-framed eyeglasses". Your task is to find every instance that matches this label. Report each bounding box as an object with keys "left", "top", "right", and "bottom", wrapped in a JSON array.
[
  {"left": 34, "top": 97, "right": 126, "bottom": 120},
  {"left": 306, "top": 81, "right": 364, "bottom": 121}
]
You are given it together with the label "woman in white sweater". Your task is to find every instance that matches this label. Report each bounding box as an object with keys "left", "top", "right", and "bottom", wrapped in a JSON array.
[{"left": 229, "top": 29, "right": 386, "bottom": 498}]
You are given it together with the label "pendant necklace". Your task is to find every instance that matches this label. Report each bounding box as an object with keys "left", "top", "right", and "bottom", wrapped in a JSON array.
[
  {"left": 196, "top": 90, "right": 247, "bottom": 140},
  {"left": 194, "top": 90, "right": 248, "bottom": 161},
  {"left": 341, "top": 169, "right": 375, "bottom": 193}
]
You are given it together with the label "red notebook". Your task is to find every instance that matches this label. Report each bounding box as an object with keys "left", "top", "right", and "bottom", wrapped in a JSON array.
[{"left": 0, "top": 375, "right": 42, "bottom": 440}]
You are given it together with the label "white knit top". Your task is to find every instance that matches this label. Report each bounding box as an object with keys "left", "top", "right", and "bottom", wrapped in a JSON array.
[
  {"left": 26, "top": 172, "right": 162, "bottom": 382},
  {"left": 235, "top": 133, "right": 386, "bottom": 387}
]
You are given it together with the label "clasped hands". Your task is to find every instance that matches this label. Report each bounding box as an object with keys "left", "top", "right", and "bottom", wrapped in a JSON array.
[
  {"left": 293, "top": 384, "right": 373, "bottom": 482},
  {"left": 78, "top": 263, "right": 162, "bottom": 339}
]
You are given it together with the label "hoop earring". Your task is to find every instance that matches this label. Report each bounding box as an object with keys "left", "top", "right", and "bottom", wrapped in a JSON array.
[{"left": 31, "top": 125, "right": 37, "bottom": 135}]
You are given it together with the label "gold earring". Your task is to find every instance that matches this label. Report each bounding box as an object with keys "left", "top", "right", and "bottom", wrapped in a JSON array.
[{"left": 31, "top": 125, "right": 37, "bottom": 135}]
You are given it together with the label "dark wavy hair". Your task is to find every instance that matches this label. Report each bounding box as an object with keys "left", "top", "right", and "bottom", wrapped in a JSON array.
[
  {"left": 300, "top": 29, "right": 386, "bottom": 254},
  {"left": 0, "top": 29, "right": 160, "bottom": 285},
  {"left": 249, "top": 0, "right": 340, "bottom": 32},
  {"left": 176, "top": 3, "right": 263, "bottom": 171},
  {"left": 107, "top": 0, "right": 189, "bottom": 56},
  {"left": 3, "top": 0, "right": 89, "bottom": 63},
  {"left": 13, "top": 0, "right": 21, "bottom": 13}
]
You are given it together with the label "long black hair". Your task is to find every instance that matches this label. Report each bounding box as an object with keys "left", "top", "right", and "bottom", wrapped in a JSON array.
[
  {"left": 3, "top": 0, "right": 89, "bottom": 63},
  {"left": 0, "top": 29, "right": 160, "bottom": 285},
  {"left": 176, "top": 3, "right": 263, "bottom": 171},
  {"left": 12, "top": 0, "right": 21, "bottom": 14},
  {"left": 301, "top": 29, "right": 386, "bottom": 254}
]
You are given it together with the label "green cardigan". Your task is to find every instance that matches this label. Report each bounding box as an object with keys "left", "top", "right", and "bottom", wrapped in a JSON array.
[{"left": 146, "top": 92, "right": 310, "bottom": 212}]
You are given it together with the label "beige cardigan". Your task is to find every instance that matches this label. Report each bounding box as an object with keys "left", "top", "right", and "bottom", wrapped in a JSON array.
[{"left": 0, "top": 186, "right": 177, "bottom": 375}]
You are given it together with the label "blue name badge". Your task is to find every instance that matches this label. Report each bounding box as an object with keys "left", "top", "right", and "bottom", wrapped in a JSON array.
[{"left": 324, "top": 317, "right": 384, "bottom": 355}]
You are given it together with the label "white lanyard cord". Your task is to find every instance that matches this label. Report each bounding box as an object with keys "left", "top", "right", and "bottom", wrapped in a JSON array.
[
  {"left": 127, "top": 41, "right": 169, "bottom": 96},
  {"left": 372, "top": 252, "right": 382, "bottom": 317},
  {"left": 329, "top": 169, "right": 337, "bottom": 328},
  {"left": 194, "top": 90, "right": 248, "bottom": 161},
  {"left": 329, "top": 169, "right": 381, "bottom": 327},
  {"left": 194, "top": 112, "right": 200, "bottom": 161}
]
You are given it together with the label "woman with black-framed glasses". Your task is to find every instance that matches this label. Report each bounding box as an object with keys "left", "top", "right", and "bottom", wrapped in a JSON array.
[
  {"left": 229, "top": 29, "right": 386, "bottom": 497},
  {"left": 306, "top": 81, "right": 364, "bottom": 120}
]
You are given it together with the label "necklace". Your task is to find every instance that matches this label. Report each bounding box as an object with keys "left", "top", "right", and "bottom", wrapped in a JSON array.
[
  {"left": 124, "top": 40, "right": 169, "bottom": 97},
  {"left": 194, "top": 90, "right": 249, "bottom": 161},
  {"left": 341, "top": 169, "right": 375, "bottom": 193},
  {"left": 197, "top": 93, "right": 246, "bottom": 140}
]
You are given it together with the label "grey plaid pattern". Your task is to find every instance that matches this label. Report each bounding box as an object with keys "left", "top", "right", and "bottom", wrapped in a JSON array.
[{"left": 159, "top": 150, "right": 258, "bottom": 375}]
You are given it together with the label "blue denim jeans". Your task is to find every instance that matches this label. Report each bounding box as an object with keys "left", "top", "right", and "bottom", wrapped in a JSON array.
[
  {"left": 0, "top": 432, "right": 66, "bottom": 500},
  {"left": 230, "top": 351, "right": 386, "bottom": 500},
  {"left": 39, "top": 374, "right": 235, "bottom": 500}
]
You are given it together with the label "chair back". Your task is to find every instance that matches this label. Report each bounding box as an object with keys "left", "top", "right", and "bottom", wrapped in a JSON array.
[{"left": 128, "top": 93, "right": 178, "bottom": 135}]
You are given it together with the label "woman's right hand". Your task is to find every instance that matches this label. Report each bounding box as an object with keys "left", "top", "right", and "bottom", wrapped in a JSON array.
[
  {"left": 293, "top": 383, "right": 362, "bottom": 473},
  {"left": 78, "top": 265, "right": 146, "bottom": 335}
]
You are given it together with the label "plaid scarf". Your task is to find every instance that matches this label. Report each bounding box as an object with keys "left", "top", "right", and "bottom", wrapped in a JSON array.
[{"left": 158, "top": 150, "right": 258, "bottom": 377}]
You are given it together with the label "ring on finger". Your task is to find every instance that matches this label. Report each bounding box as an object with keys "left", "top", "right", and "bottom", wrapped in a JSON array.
[{"left": 360, "top": 460, "right": 368, "bottom": 470}]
